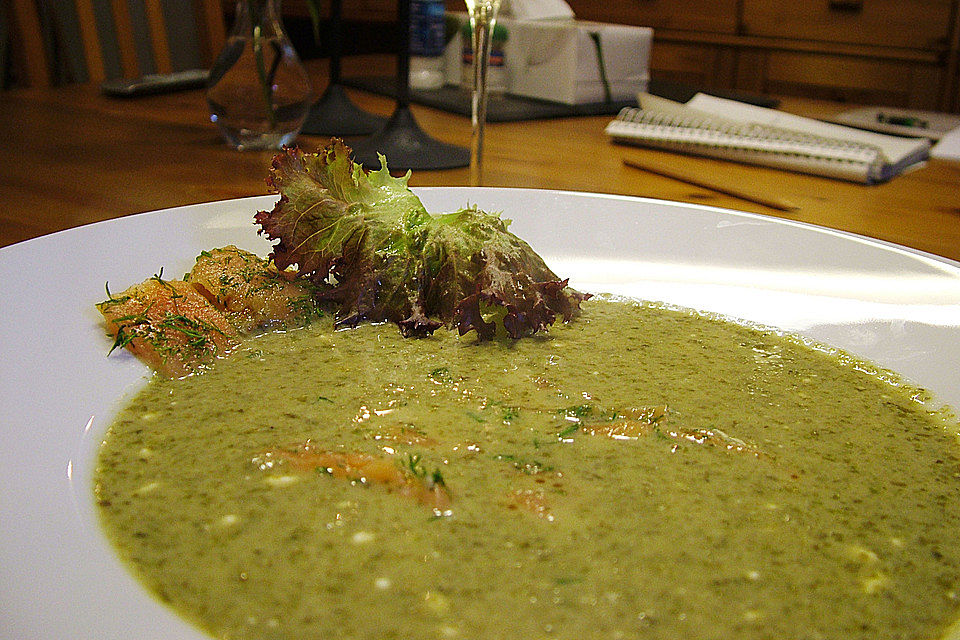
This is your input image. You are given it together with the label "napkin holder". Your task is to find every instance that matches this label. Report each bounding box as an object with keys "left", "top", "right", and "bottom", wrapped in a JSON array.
[{"left": 444, "top": 13, "right": 651, "bottom": 105}]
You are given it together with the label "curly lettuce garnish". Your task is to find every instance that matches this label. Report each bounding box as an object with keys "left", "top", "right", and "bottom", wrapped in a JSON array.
[{"left": 254, "top": 140, "right": 589, "bottom": 340}]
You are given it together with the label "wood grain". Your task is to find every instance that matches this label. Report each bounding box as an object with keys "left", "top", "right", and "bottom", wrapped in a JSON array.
[
  {"left": 1, "top": 56, "right": 959, "bottom": 262},
  {"left": 622, "top": 158, "right": 798, "bottom": 212}
]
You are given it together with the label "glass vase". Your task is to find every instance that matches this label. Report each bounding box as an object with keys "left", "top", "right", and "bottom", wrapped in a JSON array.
[{"left": 206, "top": 0, "right": 312, "bottom": 151}]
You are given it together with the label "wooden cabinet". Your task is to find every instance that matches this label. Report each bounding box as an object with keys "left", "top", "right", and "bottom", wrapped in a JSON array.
[
  {"left": 565, "top": 0, "right": 960, "bottom": 111},
  {"left": 569, "top": 0, "right": 738, "bottom": 34},
  {"left": 740, "top": 0, "right": 953, "bottom": 50}
]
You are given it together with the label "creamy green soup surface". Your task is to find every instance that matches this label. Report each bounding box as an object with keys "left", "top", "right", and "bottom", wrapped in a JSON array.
[{"left": 95, "top": 298, "right": 960, "bottom": 640}]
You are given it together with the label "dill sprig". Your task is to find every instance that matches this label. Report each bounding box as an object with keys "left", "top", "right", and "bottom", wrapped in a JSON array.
[{"left": 403, "top": 453, "right": 446, "bottom": 488}]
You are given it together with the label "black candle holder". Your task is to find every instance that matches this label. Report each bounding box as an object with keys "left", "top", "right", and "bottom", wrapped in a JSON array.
[
  {"left": 300, "top": 0, "right": 386, "bottom": 136},
  {"left": 350, "top": 0, "right": 469, "bottom": 170}
]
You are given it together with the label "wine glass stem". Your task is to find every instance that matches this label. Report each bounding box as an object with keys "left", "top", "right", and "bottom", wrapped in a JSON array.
[{"left": 469, "top": 4, "right": 499, "bottom": 186}]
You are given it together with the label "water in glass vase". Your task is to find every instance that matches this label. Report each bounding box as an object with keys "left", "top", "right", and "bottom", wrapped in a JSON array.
[{"left": 207, "top": 0, "right": 312, "bottom": 151}]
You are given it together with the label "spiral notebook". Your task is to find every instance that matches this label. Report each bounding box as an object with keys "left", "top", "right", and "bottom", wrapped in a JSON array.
[{"left": 606, "top": 93, "right": 931, "bottom": 183}]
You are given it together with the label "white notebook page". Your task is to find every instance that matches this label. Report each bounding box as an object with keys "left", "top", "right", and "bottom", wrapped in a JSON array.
[{"left": 683, "top": 93, "right": 929, "bottom": 164}]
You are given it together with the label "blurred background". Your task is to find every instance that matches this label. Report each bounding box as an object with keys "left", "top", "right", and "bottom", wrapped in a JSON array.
[{"left": 2, "top": 0, "right": 958, "bottom": 112}]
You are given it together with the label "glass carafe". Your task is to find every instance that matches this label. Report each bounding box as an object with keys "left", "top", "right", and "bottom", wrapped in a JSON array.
[{"left": 207, "top": 0, "right": 312, "bottom": 151}]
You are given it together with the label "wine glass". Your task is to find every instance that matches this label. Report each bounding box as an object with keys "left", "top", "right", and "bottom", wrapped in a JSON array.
[{"left": 464, "top": 0, "right": 503, "bottom": 186}]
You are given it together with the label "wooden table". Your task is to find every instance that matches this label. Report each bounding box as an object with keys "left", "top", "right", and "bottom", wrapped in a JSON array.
[{"left": 2, "top": 56, "right": 959, "bottom": 261}]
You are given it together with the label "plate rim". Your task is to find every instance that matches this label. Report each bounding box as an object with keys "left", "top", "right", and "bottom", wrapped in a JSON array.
[{"left": 3, "top": 187, "right": 960, "bottom": 640}]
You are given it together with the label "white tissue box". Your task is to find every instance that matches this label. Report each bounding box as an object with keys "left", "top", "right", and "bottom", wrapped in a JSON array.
[{"left": 444, "top": 14, "right": 651, "bottom": 105}]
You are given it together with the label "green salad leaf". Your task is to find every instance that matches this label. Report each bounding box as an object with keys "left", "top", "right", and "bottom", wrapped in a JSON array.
[{"left": 255, "top": 140, "right": 589, "bottom": 339}]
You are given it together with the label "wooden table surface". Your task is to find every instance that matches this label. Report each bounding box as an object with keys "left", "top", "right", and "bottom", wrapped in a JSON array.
[{"left": 2, "top": 56, "right": 959, "bottom": 261}]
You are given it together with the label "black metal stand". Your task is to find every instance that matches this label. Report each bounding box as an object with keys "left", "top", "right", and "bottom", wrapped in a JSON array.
[
  {"left": 350, "top": 0, "right": 469, "bottom": 170},
  {"left": 300, "top": 0, "right": 385, "bottom": 136},
  {"left": 302, "top": 83, "right": 386, "bottom": 136}
]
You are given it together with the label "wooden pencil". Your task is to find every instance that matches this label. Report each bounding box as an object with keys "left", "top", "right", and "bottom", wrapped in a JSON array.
[{"left": 622, "top": 158, "right": 799, "bottom": 212}]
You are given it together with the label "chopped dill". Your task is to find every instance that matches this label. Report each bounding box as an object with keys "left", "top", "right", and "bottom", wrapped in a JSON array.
[
  {"left": 428, "top": 367, "right": 452, "bottom": 384},
  {"left": 107, "top": 326, "right": 135, "bottom": 355},
  {"left": 403, "top": 453, "right": 445, "bottom": 487},
  {"left": 100, "top": 282, "right": 131, "bottom": 307},
  {"left": 557, "top": 423, "right": 580, "bottom": 439},
  {"left": 558, "top": 404, "right": 595, "bottom": 421},
  {"left": 652, "top": 425, "right": 673, "bottom": 441},
  {"left": 289, "top": 294, "right": 321, "bottom": 324},
  {"left": 493, "top": 453, "right": 554, "bottom": 475},
  {"left": 404, "top": 453, "right": 426, "bottom": 477},
  {"left": 500, "top": 405, "right": 520, "bottom": 423},
  {"left": 488, "top": 400, "right": 521, "bottom": 423}
]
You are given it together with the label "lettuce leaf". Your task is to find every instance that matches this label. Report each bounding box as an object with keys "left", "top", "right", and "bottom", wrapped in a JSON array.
[{"left": 255, "top": 141, "right": 588, "bottom": 340}]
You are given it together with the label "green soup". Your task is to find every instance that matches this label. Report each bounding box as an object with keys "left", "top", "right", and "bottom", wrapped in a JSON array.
[{"left": 95, "top": 298, "right": 960, "bottom": 640}]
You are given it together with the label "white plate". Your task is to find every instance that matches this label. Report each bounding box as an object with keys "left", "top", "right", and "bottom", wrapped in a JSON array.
[{"left": 2, "top": 189, "right": 960, "bottom": 639}]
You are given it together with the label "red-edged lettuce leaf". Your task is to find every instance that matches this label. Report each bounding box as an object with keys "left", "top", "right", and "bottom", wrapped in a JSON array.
[{"left": 255, "top": 141, "right": 589, "bottom": 339}]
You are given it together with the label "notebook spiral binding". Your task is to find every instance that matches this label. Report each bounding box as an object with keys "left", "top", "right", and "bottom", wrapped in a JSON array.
[
  {"left": 613, "top": 107, "right": 883, "bottom": 166},
  {"left": 606, "top": 93, "right": 930, "bottom": 183}
]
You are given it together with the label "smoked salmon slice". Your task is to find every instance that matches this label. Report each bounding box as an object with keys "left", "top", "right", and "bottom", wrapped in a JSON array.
[
  {"left": 262, "top": 445, "right": 452, "bottom": 511},
  {"left": 98, "top": 247, "right": 319, "bottom": 376},
  {"left": 185, "top": 246, "right": 317, "bottom": 332},
  {"left": 97, "top": 275, "right": 239, "bottom": 377}
]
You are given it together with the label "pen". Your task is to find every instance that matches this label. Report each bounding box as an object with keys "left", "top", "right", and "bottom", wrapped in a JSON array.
[
  {"left": 877, "top": 113, "right": 928, "bottom": 129},
  {"left": 622, "top": 158, "right": 799, "bottom": 212}
]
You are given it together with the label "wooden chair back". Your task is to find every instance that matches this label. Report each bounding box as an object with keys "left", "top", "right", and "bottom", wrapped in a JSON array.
[{"left": 8, "top": 0, "right": 227, "bottom": 87}]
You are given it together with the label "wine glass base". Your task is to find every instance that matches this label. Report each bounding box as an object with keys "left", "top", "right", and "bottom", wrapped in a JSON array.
[
  {"left": 350, "top": 106, "right": 470, "bottom": 170},
  {"left": 300, "top": 84, "right": 387, "bottom": 136}
]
